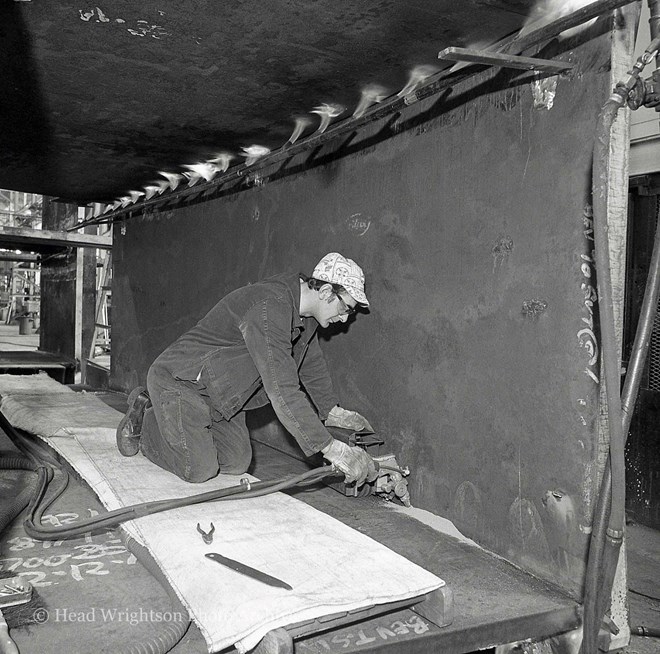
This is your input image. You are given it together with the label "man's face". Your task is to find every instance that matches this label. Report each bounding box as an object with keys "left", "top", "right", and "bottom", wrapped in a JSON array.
[{"left": 316, "top": 286, "right": 357, "bottom": 328}]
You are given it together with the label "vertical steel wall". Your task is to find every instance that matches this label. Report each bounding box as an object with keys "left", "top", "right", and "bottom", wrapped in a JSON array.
[{"left": 112, "top": 31, "right": 614, "bottom": 596}]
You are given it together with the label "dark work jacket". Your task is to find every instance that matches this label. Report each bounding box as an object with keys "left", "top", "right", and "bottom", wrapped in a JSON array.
[{"left": 153, "top": 272, "right": 337, "bottom": 456}]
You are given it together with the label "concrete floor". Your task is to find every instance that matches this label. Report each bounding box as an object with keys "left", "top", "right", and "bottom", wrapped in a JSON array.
[
  {"left": 623, "top": 520, "right": 660, "bottom": 654},
  {"left": 0, "top": 324, "right": 658, "bottom": 652},
  {"left": 0, "top": 321, "right": 39, "bottom": 352}
]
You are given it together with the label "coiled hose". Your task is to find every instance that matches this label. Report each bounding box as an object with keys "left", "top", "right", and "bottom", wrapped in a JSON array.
[
  {"left": 115, "top": 535, "right": 191, "bottom": 654},
  {"left": 0, "top": 447, "right": 190, "bottom": 654},
  {"left": 0, "top": 453, "right": 41, "bottom": 536}
]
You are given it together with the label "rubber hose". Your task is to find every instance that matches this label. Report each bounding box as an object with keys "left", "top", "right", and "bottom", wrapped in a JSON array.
[
  {"left": 0, "top": 451, "right": 188, "bottom": 654},
  {"left": 0, "top": 452, "right": 39, "bottom": 471},
  {"left": 24, "top": 466, "right": 338, "bottom": 540},
  {"left": 0, "top": 452, "right": 40, "bottom": 536},
  {"left": 111, "top": 534, "right": 190, "bottom": 654},
  {"left": 631, "top": 626, "right": 660, "bottom": 638}
]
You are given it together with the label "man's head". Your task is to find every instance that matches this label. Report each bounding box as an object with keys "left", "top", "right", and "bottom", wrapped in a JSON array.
[
  {"left": 299, "top": 252, "right": 369, "bottom": 327},
  {"left": 312, "top": 252, "right": 369, "bottom": 306}
]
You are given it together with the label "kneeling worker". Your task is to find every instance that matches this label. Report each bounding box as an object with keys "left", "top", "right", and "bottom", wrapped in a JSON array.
[{"left": 116, "top": 252, "right": 377, "bottom": 486}]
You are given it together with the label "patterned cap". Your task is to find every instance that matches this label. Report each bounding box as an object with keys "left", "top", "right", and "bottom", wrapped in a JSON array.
[{"left": 312, "top": 252, "right": 369, "bottom": 306}]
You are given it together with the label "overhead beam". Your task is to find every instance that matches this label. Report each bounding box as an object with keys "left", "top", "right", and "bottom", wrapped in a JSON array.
[{"left": 0, "top": 226, "right": 111, "bottom": 252}]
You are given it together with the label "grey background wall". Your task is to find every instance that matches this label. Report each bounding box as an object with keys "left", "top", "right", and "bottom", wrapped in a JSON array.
[{"left": 112, "top": 32, "right": 612, "bottom": 597}]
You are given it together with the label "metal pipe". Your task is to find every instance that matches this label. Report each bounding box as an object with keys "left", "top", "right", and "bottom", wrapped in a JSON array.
[
  {"left": 622, "top": 210, "right": 660, "bottom": 424},
  {"left": 500, "top": 0, "right": 640, "bottom": 55},
  {"left": 650, "top": 0, "right": 660, "bottom": 132},
  {"left": 580, "top": 30, "right": 660, "bottom": 654},
  {"left": 76, "top": 0, "right": 639, "bottom": 229},
  {"left": 581, "top": 78, "right": 627, "bottom": 654},
  {"left": 650, "top": 0, "right": 660, "bottom": 41}
]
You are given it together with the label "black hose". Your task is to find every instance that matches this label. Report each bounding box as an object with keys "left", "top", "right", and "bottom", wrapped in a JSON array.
[
  {"left": 0, "top": 451, "right": 39, "bottom": 471},
  {"left": 631, "top": 626, "right": 660, "bottom": 638},
  {"left": 0, "top": 452, "right": 40, "bottom": 537},
  {"left": 0, "top": 447, "right": 190, "bottom": 654},
  {"left": 113, "top": 534, "right": 191, "bottom": 654},
  {"left": 23, "top": 466, "right": 337, "bottom": 540}
]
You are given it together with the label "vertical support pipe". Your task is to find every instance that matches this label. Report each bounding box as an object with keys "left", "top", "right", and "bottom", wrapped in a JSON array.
[
  {"left": 650, "top": 1, "right": 660, "bottom": 47},
  {"left": 650, "top": 1, "right": 660, "bottom": 129},
  {"left": 581, "top": 27, "right": 660, "bottom": 654},
  {"left": 582, "top": 81, "right": 627, "bottom": 654}
]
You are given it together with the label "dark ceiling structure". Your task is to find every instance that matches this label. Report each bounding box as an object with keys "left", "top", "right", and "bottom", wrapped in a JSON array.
[{"left": 0, "top": 1, "right": 615, "bottom": 207}]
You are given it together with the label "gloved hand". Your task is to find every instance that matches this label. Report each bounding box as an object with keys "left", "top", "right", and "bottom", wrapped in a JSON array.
[
  {"left": 325, "top": 405, "right": 374, "bottom": 432},
  {"left": 321, "top": 439, "right": 379, "bottom": 486}
]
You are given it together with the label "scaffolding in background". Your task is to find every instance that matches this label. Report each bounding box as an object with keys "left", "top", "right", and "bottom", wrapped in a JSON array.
[
  {"left": 3, "top": 265, "right": 40, "bottom": 326},
  {"left": 90, "top": 247, "right": 112, "bottom": 359}
]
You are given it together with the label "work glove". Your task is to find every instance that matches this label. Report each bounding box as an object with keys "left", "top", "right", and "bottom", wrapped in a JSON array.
[
  {"left": 325, "top": 405, "right": 374, "bottom": 433},
  {"left": 321, "top": 438, "right": 379, "bottom": 486}
]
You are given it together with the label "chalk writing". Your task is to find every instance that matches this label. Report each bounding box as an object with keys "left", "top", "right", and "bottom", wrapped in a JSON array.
[
  {"left": 300, "top": 614, "right": 430, "bottom": 651},
  {"left": 0, "top": 512, "right": 136, "bottom": 588},
  {"left": 578, "top": 207, "right": 599, "bottom": 384}
]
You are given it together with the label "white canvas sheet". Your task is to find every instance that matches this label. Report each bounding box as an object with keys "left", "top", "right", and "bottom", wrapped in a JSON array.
[{"left": 0, "top": 379, "right": 444, "bottom": 652}]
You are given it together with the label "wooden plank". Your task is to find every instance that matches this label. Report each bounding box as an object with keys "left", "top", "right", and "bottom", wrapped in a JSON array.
[
  {"left": 411, "top": 586, "right": 453, "bottom": 628},
  {"left": 0, "top": 226, "right": 112, "bottom": 251},
  {"left": 253, "top": 629, "right": 293, "bottom": 654}
]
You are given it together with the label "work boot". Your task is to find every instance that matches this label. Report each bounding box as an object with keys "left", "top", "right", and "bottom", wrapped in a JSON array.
[{"left": 116, "top": 387, "right": 151, "bottom": 456}]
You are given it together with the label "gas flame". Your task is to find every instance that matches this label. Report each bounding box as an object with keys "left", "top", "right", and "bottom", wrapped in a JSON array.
[
  {"left": 353, "top": 84, "right": 388, "bottom": 118},
  {"left": 288, "top": 117, "right": 312, "bottom": 144},
  {"left": 159, "top": 171, "right": 183, "bottom": 190},
  {"left": 183, "top": 162, "right": 219, "bottom": 182},
  {"left": 241, "top": 145, "right": 271, "bottom": 166},
  {"left": 207, "top": 152, "right": 233, "bottom": 172},
  {"left": 519, "top": 0, "right": 597, "bottom": 39},
  {"left": 143, "top": 185, "right": 163, "bottom": 200},
  {"left": 397, "top": 65, "right": 439, "bottom": 98},
  {"left": 183, "top": 171, "right": 202, "bottom": 186},
  {"left": 311, "top": 103, "right": 345, "bottom": 133}
]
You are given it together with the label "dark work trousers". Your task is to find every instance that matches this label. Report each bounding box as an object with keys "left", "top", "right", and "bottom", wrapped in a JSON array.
[{"left": 140, "top": 360, "right": 253, "bottom": 482}]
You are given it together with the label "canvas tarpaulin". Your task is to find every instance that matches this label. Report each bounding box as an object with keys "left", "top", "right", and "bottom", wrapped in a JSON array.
[{"left": 0, "top": 374, "right": 445, "bottom": 652}]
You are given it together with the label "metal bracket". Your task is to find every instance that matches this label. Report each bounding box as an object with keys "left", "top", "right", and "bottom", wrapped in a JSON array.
[{"left": 438, "top": 47, "right": 574, "bottom": 73}]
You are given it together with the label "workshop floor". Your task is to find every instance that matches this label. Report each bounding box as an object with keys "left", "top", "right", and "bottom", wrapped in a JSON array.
[
  {"left": 0, "top": 322, "right": 39, "bottom": 352},
  {"left": 623, "top": 521, "right": 660, "bottom": 654},
  {"left": 0, "top": 365, "right": 657, "bottom": 653}
]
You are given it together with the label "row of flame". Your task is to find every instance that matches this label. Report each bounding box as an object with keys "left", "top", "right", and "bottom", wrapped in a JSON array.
[
  {"left": 84, "top": 65, "right": 442, "bottom": 219},
  {"left": 84, "top": 0, "right": 592, "bottom": 220}
]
